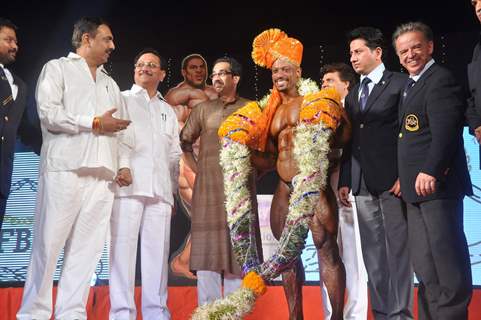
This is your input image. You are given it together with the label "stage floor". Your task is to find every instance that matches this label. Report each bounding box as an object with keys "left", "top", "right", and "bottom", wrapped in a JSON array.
[{"left": 1, "top": 286, "right": 480, "bottom": 319}]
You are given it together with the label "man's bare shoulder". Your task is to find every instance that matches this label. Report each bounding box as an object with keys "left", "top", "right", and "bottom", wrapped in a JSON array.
[{"left": 204, "top": 85, "right": 218, "bottom": 100}]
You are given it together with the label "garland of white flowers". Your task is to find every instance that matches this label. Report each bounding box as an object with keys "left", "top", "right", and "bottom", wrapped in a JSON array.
[{"left": 191, "top": 78, "right": 332, "bottom": 319}]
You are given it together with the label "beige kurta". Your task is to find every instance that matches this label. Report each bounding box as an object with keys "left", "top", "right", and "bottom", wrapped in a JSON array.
[{"left": 180, "top": 97, "right": 260, "bottom": 275}]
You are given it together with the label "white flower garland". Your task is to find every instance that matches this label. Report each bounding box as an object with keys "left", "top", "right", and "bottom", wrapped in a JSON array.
[{"left": 191, "top": 78, "right": 333, "bottom": 319}]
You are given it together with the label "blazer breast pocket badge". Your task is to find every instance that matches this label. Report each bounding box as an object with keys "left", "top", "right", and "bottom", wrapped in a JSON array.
[
  {"left": 405, "top": 114, "right": 419, "bottom": 132},
  {"left": 2, "top": 95, "right": 13, "bottom": 106}
]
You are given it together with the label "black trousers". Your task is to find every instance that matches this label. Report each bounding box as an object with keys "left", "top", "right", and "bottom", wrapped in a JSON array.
[{"left": 406, "top": 198, "right": 472, "bottom": 320}]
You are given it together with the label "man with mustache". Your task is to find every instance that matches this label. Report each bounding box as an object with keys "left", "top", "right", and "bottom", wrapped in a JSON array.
[
  {"left": 109, "top": 48, "right": 181, "bottom": 320},
  {"left": 165, "top": 54, "right": 217, "bottom": 280},
  {"left": 180, "top": 57, "right": 259, "bottom": 305},
  {"left": 17, "top": 17, "right": 132, "bottom": 320},
  {"left": 0, "top": 17, "right": 41, "bottom": 230}
]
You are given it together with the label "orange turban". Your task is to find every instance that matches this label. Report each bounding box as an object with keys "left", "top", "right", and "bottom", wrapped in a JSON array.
[{"left": 252, "top": 28, "right": 303, "bottom": 69}]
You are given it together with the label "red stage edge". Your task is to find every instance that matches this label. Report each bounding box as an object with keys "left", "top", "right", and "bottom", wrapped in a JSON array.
[{"left": 1, "top": 286, "right": 480, "bottom": 319}]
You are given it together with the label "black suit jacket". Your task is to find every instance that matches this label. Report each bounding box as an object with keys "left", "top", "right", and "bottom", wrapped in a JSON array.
[
  {"left": 339, "top": 69, "right": 407, "bottom": 196},
  {"left": 0, "top": 68, "right": 41, "bottom": 198},
  {"left": 466, "top": 41, "right": 481, "bottom": 130},
  {"left": 398, "top": 63, "right": 473, "bottom": 203}
]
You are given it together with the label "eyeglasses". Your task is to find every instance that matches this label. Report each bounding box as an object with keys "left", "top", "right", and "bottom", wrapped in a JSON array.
[
  {"left": 135, "top": 62, "right": 159, "bottom": 69},
  {"left": 0, "top": 37, "right": 18, "bottom": 45},
  {"left": 209, "top": 70, "right": 233, "bottom": 79}
]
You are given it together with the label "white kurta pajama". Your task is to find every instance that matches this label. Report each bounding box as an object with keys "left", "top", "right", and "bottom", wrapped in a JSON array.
[
  {"left": 17, "top": 53, "right": 132, "bottom": 320},
  {"left": 109, "top": 85, "right": 181, "bottom": 320}
]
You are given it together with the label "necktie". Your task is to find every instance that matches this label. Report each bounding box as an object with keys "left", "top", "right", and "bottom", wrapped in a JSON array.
[
  {"left": 402, "top": 78, "right": 416, "bottom": 103},
  {"left": 359, "top": 77, "right": 371, "bottom": 111}
]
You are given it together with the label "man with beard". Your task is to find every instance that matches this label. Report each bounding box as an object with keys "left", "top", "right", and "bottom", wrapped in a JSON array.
[
  {"left": 165, "top": 54, "right": 217, "bottom": 279},
  {"left": 0, "top": 18, "right": 40, "bottom": 229},
  {"left": 17, "top": 17, "right": 132, "bottom": 320},
  {"left": 180, "top": 57, "right": 259, "bottom": 305}
]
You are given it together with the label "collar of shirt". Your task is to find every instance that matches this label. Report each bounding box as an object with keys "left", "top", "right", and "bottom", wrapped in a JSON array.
[
  {"left": 1, "top": 63, "right": 18, "bottom": 100},
  {"left": 358, "top": 63, "right": 385, "bottom": 98},
  {"left": 360, "top": 63, "right": 385, "bottom": 86},
  {"left": 67, "top": 52, "right": 107, "bottom": 75},
  {"left": 410, "top": 59, "right": 435, "bottom": 82},
  {"left": 130, "top": 84, "right": 163, "bottom": 102},
  {"left": 1, "top": 63, "right": 14, "bottom": 84},
  {"left": 219, "top": 95, "right": 239, "bottom": 106}
]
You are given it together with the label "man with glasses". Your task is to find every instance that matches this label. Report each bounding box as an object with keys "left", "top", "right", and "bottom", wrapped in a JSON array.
[
  {"left": 165, "top": 54, "right": 217, "bottom": 280},
  {"left": 180, "top": 57, "right": 259, "bottom": 305},
  {"left": 109, "top": 48, "right": 181, "bottom": 320},
  {"left": 0, "top": 18, "right": 40, "bottom": 230}
]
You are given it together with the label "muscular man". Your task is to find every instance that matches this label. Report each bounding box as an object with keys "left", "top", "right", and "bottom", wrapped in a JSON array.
[
  {"left": 109, "top": 49, "right": 181, "bottom": 320},
  {"left": 321, "top": 63, "right": 368, "bottom": 320},
  {"left": 0, "top": 18, "right": 40, "bottom": 229},
  {"left": 17, "top": 17, "right": 132, "bottom": 319},
  {"left": 165, "top": 54, "right": 217, "bottom": 279},
  {"left": 259, "top": 31, "right": 350, "bottom": 320}
]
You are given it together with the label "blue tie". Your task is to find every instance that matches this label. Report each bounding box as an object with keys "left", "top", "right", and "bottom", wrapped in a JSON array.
[
  {"left": 359, "top": 77, "right": 371, "bottom": 111},
  {"left": 402, "top": 78, "right": 416, "bottom": 103}
]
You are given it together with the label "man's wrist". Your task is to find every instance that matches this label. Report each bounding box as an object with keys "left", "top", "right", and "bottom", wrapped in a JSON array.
[{"left": 92, "top": 116, "right": 103, "bottom": 134}]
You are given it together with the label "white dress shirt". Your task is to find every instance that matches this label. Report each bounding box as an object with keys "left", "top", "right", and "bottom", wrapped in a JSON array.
[
  {"left": 35, "top": 52, "right": 133, "bottom": 177},
  {"left": 410, "top": 58, "right": 435, "bottom": 82},
  {"left": 359, "top": 63, "right": 386, "bottom": 98},
  {"left": 0, "top": 63, "right": 18, "bottom": 100},
  {"left": 115, "top": 84, "right": 181, "bottom": 206}
]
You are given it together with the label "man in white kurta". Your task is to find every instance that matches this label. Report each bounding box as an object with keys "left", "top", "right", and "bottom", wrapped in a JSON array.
[
  {"left": 17, "top": 18, "right": 133, "bottom": 320},
  {"left": 109, "top": 49, "right": 181, "bottom": 320}
]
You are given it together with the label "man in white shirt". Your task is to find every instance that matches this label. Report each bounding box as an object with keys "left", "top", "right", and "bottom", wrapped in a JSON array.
[
  {"left": 17, "top": 17, "right": 132, "bottom": 320},
  {"left": 109, "top": 48, "right": 181, "bottom": 320}
]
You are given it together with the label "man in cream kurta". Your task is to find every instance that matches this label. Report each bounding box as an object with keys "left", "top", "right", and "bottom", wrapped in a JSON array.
[
  {"left": 109, "top": 49, "right": 181, "bottom": 320},
  {"left": 17, "top": 17, "right": 133, "bottom": 320}
]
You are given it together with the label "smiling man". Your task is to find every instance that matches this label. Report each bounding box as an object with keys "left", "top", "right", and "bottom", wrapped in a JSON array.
[
  {"left": 17, "top": 17, "right": 132, "bottom": 320},
  {"left": 394, "top": 21, "right": 473, "bottom": 320},
  {"left": 109, "top": 48, "right": 181, "bottom": 320},
  {"left": 180, "top": 56, "right": 260, "bottom": 306}
]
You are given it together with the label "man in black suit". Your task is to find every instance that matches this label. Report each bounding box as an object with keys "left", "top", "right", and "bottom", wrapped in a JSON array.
[
  {"left": 338, "top": 27, "right": 413, "bottom": 319},
  {"left": 0, "top": 18, "right": 40, "bottom": 230},
  {"left": 466, "top": 0, "right": 481, "bottom": 159},
  {"left": 394, "top": 21, "right": 473, "bottom": 319}
]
